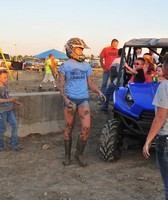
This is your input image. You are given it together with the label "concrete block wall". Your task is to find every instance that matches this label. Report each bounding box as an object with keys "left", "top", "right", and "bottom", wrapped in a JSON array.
[
  {"left": 7, "top": 92, "right": 64, "bottom": 137},
  {"left": 10, "top": 70, "right": 44, "bottom": 81}
]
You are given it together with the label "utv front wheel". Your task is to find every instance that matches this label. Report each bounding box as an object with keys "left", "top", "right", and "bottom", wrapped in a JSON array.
[{"left": 99, "top": 119, "right": 123, "bottom": 162}]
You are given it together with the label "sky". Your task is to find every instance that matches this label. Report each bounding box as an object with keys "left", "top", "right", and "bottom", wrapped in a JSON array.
[{"left": 0, "top": 0, "right": 168, "bottom": 57}]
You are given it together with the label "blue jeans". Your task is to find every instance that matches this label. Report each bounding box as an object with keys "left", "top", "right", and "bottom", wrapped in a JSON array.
[
  {"left": 0, "top": 110, "right": 18, "bottom": 149},
  {"left": 102, "top": 82, "right": 116, "bottom": 111},
  {"left": 101, "top": 70, "right": 111, "bottom": 94},
  {"left": 156, "top": 135, "right": 168, "bottom": 200},
  {"left": 63, "top": 98, "right": 90, "bottom": 109}
]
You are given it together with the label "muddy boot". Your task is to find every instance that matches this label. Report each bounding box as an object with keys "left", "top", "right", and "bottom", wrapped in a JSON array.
[
  {"left": 74, "top": 136, "right": 87, "bottom": 167},
  {"left": 62, "top": 139, "right": 71, "bottom": 166}
]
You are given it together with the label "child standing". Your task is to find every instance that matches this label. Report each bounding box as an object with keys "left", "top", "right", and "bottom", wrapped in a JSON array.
[{"left": 0, "top": 70, "right": 22, "bottom": 151}]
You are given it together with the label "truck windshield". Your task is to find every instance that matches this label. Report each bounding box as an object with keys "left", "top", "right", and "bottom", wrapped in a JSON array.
[{"left": 0, "top": 53, "right": 10, "bottom": 60}]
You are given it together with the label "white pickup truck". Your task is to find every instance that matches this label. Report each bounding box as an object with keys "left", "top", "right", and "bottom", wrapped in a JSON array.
[{"left": 0, "top": 53, "right": 12, "bottom": 69}]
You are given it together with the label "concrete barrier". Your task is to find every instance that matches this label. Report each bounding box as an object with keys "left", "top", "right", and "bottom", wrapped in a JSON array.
[
  {"left": 9, "top": 70, "right": 44, "bottom": 81},
  {"left": 6, "top": 91, "right": 64, "bottom": 137}
]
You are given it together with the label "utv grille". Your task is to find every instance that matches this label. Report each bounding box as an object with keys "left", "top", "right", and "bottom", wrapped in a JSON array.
[{"left": 140, "top": 110, "right": 155, "bottom": 121}]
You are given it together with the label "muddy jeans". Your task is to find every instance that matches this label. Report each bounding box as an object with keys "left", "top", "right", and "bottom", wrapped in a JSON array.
[
  {"left": 156, "top": 135, "right": 168, "bottom": 200},
  {"left": 0, "top": 110, "right": 18, "bottom": 150}
]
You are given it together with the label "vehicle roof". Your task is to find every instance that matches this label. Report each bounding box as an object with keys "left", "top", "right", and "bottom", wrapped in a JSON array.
[{"left": 124, "top": 38, "right": 168, "bottom": 48}]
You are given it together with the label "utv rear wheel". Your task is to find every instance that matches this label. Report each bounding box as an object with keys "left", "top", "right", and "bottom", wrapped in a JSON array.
[{"left": 99, "top": 119, "right": 123, "bottom": 162}]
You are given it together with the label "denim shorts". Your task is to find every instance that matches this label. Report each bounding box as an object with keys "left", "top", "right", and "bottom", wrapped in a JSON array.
[{"left": 62, "top": 98, "right": 90, "bottom": 109}]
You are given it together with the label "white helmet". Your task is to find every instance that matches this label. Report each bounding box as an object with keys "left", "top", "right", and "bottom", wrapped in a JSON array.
[{"left": 65, "top": 38, "right": 89, "bottom": 62}]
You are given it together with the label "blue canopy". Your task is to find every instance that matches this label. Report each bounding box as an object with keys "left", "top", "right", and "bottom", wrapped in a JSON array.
[{"left": 34, "top": 48, "right": 68, "bottom": 59}]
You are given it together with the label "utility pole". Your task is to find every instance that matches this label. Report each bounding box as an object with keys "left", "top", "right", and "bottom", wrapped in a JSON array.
[{"left": 14, "top": 43, "right": 17, "bottom": 61}]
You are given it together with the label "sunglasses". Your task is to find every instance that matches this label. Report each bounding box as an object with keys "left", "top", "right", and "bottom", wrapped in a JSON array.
[{"left": 134, "top": 62, "right": 141, "bottom": 65}]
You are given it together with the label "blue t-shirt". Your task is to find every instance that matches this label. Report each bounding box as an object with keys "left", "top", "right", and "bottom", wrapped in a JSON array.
[
  {"left": 0, "top": 85, "right": 12, "bottom": 113},
  {"left": 58, "top": 59, "right": 92, "bottom": 99}
]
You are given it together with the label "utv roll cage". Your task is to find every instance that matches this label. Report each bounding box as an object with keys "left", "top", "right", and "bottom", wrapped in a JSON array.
[{"left": 116, "top": 38, "right": 168, "bottom": 89}]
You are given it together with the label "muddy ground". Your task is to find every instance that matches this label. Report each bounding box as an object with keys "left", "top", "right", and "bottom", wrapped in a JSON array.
[{"left": 0, "top": 71, "right": 165, "bottom": 200}]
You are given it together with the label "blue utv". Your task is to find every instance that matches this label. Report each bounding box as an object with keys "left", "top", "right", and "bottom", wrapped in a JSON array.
[{"left": 99, "top": 38, "right": 168, "bottom": 161}]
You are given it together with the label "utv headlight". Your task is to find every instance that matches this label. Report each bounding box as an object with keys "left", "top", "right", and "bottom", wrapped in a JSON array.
[
  {"left": 126, "top": 91, "right": 133, "bottom": 101},
  {"left": 126, "top": 90, "right": 134, "bottom": 105}
]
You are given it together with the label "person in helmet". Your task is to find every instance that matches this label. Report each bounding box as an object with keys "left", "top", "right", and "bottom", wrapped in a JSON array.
[{"left": 58, "top": 38, "right": 106, "bottom": 167}]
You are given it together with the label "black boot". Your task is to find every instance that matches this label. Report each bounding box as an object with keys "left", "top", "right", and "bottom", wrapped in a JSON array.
[
  {"left": 62, "top": 139, "right": 71, "bottom": 166},
  {"left": 74, "top": 136, "right": 87, "bottom": 167}
]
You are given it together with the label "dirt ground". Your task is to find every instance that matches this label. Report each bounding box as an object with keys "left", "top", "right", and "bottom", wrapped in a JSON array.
[{"left": 0, "top": 71, "right": 165, "bottom": 200}]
